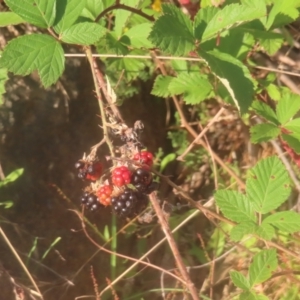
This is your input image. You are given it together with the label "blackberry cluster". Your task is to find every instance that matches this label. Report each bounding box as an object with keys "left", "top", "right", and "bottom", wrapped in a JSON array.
[
  {"left": 75, "top": 160, "right": 102, "bottom": 181},
  {"left": 81, "top": 192, "right": 103, "bottom": 212},
  {"left": 111, "top": 188, "right": 148, "bottom": 218}
]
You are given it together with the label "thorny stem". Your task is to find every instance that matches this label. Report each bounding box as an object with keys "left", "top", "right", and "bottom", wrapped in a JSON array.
[
  {"left": 149, "top": 193, "right": 200, "bottom": 300},
  {"left": 85, "top": 47, "right": 115, "bottom": 157},
  {"left": 95, "top": 3, "right": 155, "bottom": 23}
]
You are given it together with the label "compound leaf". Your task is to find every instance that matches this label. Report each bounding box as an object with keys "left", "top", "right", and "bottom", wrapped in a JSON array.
[
  {"left": 168, "top": 73, "right": 212, "bottom": 104},
  {"left": 61, "top": 22, "right": 106, "bottom": 45},
  {"left": 0, "top": 12, "right": 24, "bottom": 27},
  {"left": 263, "top": 211, "right": 300, "bottom": 233},
  {"left": 0, "top": 34, "right": 65, "bottom": 87},
  {"left": 5, "top": 0, "right": 56, "bottom": 28},
  {"left": 250, "top": 123, "right": 280, "bottom": 144},
  {"left": 200, "top": 49, "right": 254, "bottom": 114},
  {"left": 249, "top": 249, "right": 277, "bottom": 287},
  {"left": 148, "top": 4, "right": 195, "bottom": 56},
  {"left": 54, "top": 0, "right": 86, "bottom": 34},
  {"left": 151, "top": 75, "right": 173, "bottom": 98},
  {"left": 276, "top": 92, "right": 300, "bottom": 124},
  {"left": 215, "top": 190, "right": 255, "bottom": 223},
  {"left": 230, "top": 271, "right": 250, "bottom": 290},
  {"left": 246, "top": 156, "right": 291, "bottom": 214}
]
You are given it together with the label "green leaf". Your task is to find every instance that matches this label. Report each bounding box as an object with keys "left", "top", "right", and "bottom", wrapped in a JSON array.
[
  {"left": 123, "top": 23, "right": 153, "bottom": 48},
  {"left": 0, "top": 168, "right": 24, "bottom": 188},
  {"left": 0, "top": 12, "right": 24, "bottom": 27},
  {"left": 200, "top": 50, "right": 254, "bottom": 114},
  {"left": 263, "top": 211, "right": 300, "bottom": 233},
  {"left": 215, "top": 190, "right": 255, "bottom": 223},
  {"left": 84, "top": 0, "right": 114, "bottom": 20},
  {"left": 249, "top": 249, "right": 277, "bottom": 287},
  {"left": 42, "top": 237, "right": 61, "bottom": 260},
  {"left": 252, "top": 100, "right": 279, "bottom": 125},
  {"left": 250, "top": 123, "right": 280, "bottom": 143},
  {"left": 151, "top": 75, "right": 173, "bottom": 98},
  {"left": 230, "top": 271, "right": 250, "bottom": 290},
  {"left": 0, "top": 34, "right": 65, "bottom": 87},
  {"left": 240, "top": 291, "right": 269, "bottom": 300},
  {"left": 230, "top": 221, "right": 257, "bottom": 242},
  {"left": 168, "top": 73, "right": 212, "bottom": 105},
  {"left": 265, "top": 0, "right": 300, "bottom": 30},
  {"left": 266, "top": 83, "right": 281, "bottom": 101},
  {"left": 257, "top": 31, "right": 283, "bottom": 56},
  {"left": 54, "top": 0, "right": 86, "bottom": 34},
  {"left": 201, "top": 0, "right": 267, "bottom": 42},
  {"left": 148, "top": 4, "right": 195, "bottom": 56},
  {"left": 0, "top": 68, "right": 8, "bottom": 106},
  {"left": 246, "top": 156, "right": 291, "bottom": 214},
  {"left": 101, "top": 32, "right": 129, "bottom": 55},
  {"left": 281, "top": 134, "right": 300, "bottom": 154},
  {"left": 5, "top": 0, "right": 56, "bottom": 28},
  {"left": 276, "top": 92, "right": 300, "bottom": 124},
  {"left": 61, "top": 22, "right": 106, "bottom": 45},
  {"left": 284, "top": 118, "right": 300, "bottom": 141},
  {"left": 0, "top": 201, "right": 14, "bottom": 209},
  {"left": 160, "top": 153, "right": 176, "bottom": 173},
  {"left": 255, "top": 223, "right": 275, "bottom": 240}
]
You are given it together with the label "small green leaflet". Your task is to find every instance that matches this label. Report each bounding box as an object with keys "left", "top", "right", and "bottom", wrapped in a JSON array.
[
  {"left": 54, "top": 0, "right": 86, "bottom": 34},
  {"left": 148, "top": 4, "right": 194, "bottom": 56},
  {"left": 168, "top": 73, "right": 212, "bottom": 105},
  {"left": 263, "top": 211, "right": 300, "bottom": 233},
  {"left": 123, "top": 23, "right": 154, "bottom": 48},
  {"left": 255, "top": 223, "right": 275, "bottom": 240},
  {"left": 200, "top": 50, "right": 254, "bottom": 114},
  {"left": 281, "top": 134, "right": 300, "bottom": 155},
  {"left": 266, "top": 84, "right": 281, "bottom": 101},
  {"left": 284, "top": 118, "right": 300, "bottom": 141},
  {"left": 230, "top": 271, "right": 250, "bottom": 290},
  {"left": 84, "top": 0, "right": 114, "bottom": 21},
  {"left": 246, "top": 156, "right": 291, "bottom": 214},
  {"left": 251, "top": 100, "right": 279, "bottom": 125},
  {"left": 61, "top": 22, "right": 106, "bottom": 45},
  {"left": 250, "top": 123, "right": 280, "bottom": 144},
  {"left": 151, "top": 75, "right": 173, "bottom": 98},
  {"left": 276, "top": 92, "right": 300, "bottom": 124},
  {"left": 0, "top": 34, "right": 65, "bottom": 87},
  {"left": 5, "top": 0, "right": 56, "bottom": 28},
  {"left": 0, "top": 12, "right": 24, "bottom": 27},
  {"left": 215, "top": 190, "right": 255, "bottom": 223},
  {"left": 0, "top": 68, "right": 8, "bottom": 106},
  {"left": 0, "top": 168, "right": 24, "bottom": 188},
  {"left": 230, "top": 221, "right": 257, "bottom": 242},
  {"left": 201, "top": 0, "right": 267, "bottom": 42},
  {"left": 249, "top": 249, "right": 277, "bottom": 287},
  {"left": 239, "top": 291, "right": 269, "bottom": 300}
]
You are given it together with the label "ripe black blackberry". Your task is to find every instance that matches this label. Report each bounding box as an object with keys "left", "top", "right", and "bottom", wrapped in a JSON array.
[
  {"left": 111, "top": 188, "right": 148, "bottom": 218},
  {"left": 81, "top": 192, "right": 103, "bottom": 211},
  {"left": 131, "top": 168, "right": 153, "bottom": 192}
]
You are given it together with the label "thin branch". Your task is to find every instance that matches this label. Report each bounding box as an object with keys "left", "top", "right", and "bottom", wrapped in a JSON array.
[{"left": 95, "top": 3, "right": 155, "bottom": 23}]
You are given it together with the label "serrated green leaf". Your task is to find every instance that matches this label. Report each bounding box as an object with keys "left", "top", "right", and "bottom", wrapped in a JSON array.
[
  {"left": 102, "top": 32, "right": 129, "bottom": 55},
  {"left": 266, "top": 83, "right": 281, "bottom": 101},
  {"left": 84, "top": 0, "right": 114, "bottom": 20},
  {"left": 54, "top": 0, "right": 86, "bottom": 34},
  {"left": 249, "top": 249, "right": 277, "bottom": 287},
  {"left": 230, "top": 271, "right": 250, "bottom": 290},
  {"left": 257, "top": 32, "right": 283, "bottom": 56},
  {"left": 247, "top": 156, "right": 290, "bottom": 214},
  {"left": 123, "top": 23, "right": 153, "bottom": 48},
  {"left": 0, "top": 12, "right": 24, "bottom": 27},
  {"left": 151, "top": 75, "right": 173, "bottom": 98},
  {"left": 61, "top": 22, "right": 106, "bottom": 45},
  {"left": 252, "top": 100, "right": 279, "bottom": 124},
  {"left": 200, "top": 50, "right": 254, "bottom": 114},
  {"left": 263, "top": 211, "right": 300, "bottom": 233},
  {"left": 240, "top": 291, "right": 269, "bottom": 300},
  {"left": 0, "top": 34, "right": 65, "bottom": 87},
  {"left": 284, "top": 118, "right": 300, "bottom": 141},
  {"left": 230, "top": 221, "right": 257, "bottom": 242},
  {"left": 0, "top": 168, "right": 24, "bottom": 188},
  {"left": 276, "top": 92, "right": 300, "bottom": 124},
  {"left": 265, "top": 0, "right": 300, "bottom": 30},
  {"left": 171, "top": 60, "right": 189, "bottom": 73},
  {"left": 255, "top": 223, "right": 275, "bottom": 240},
  {"left": 281, "top": 134, "right": 300, "bottom": 154},
  {"left": 148, "top": 4, "right": 194, "bottom": 56},
  {"left": 250, "top": 123, "right": 280, "bottom": 144},
  {"left": 201, "top": 0, "right": 267, "bottom": 42},
  {"left": 0, "top": 68, "right": 8, "bottom": 106},
  {"left": 215, "top": 190, "right": 255, "bottom": 223},
  {"left": 5, "top": 0, "right": 56, "bottom": 28},
  {"left": 168, "top": 73, "right": 212, "bottom": 105},
  {"left": 194, "top": 6, "right": 218, "bottom": 40}
]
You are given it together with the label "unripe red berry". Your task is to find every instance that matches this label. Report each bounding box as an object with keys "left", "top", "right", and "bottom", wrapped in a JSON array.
[
  {"left": 133, "top": 151, "right": 153, "bottom": 167},
  {"left": 112, "top": 166, "right": 132, "bottom": 187}
]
